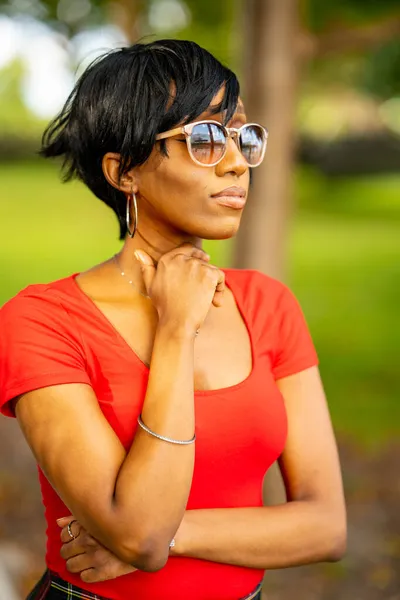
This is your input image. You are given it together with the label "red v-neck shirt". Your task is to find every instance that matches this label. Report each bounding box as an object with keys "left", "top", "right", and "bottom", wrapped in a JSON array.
[{"left": 0, "top": 268, "right": 318, "bottom": 600}]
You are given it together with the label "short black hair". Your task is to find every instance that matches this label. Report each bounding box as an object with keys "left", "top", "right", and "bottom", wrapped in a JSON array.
[{"left": 40, "top": 39, "right": 240, "bottom": 239}]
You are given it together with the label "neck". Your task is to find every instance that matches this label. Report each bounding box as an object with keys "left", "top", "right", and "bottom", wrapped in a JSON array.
[{"left": 120, "top": 228, "right": 203, "bottom": 268}]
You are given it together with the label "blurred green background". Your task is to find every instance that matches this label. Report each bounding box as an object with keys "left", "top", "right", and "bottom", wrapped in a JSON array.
[
  {"left": 1, "top": 161, "right": 398, "bottom": 449},
  {"left": 0, "top": 1, "right": 399, "bottom": 599}
]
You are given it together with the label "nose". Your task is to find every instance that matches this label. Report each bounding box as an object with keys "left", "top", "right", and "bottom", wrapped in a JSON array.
[{"left": 215, "top": 136, "right": 248, "bottom": 178}]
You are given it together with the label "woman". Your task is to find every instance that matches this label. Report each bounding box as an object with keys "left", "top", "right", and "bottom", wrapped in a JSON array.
[{"left": 0, "top": 40, "right": 346, "bottom": 600}]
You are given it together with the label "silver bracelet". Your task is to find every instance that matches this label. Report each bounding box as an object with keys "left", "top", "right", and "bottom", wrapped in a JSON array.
[
  {"left": 137, "top": 415, "right": 196, "bottom": 445},
  {"left": 169, "top": 538, "right": 176, "bottom": 550}
]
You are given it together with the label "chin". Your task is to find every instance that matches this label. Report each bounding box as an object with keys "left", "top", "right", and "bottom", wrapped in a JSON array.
[{"left": 198, "top": 220, "right": 241, "bottom": 241}]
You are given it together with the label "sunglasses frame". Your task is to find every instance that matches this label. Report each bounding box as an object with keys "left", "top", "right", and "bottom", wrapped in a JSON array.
[{"left": 155, "top": 119, "right": 268, "bottom": 168}]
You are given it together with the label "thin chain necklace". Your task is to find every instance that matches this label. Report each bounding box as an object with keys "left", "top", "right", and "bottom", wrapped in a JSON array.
[{"left": 113, "top": 253, "right": 151, "bottom": 299}]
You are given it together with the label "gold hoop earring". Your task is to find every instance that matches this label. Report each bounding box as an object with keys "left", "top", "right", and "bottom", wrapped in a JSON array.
[{"left": 126, "top": 192, "right": 138, "bottom": 238}]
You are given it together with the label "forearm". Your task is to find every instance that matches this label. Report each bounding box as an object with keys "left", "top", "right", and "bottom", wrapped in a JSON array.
[
  {"left": 111, "top": 323, "right": 196, "bottom": 564},
  {"left": 172, "top": 502, "right": 346, "bottom": 569}
]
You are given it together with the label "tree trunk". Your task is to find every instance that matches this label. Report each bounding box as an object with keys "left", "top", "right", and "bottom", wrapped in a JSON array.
[
  {"left": 107, "top": 0, "right": 143, "bottom": 43},
  {"left": 235, "top": 5, "right": 301, "bottom": 581},
  {"left": 234, "top": 0, "right": 300, "bottom": 281}
]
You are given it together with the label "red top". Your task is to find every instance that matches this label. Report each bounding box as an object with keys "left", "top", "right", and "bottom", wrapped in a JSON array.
[{"left": 0, "top": 269, "right": 318, "bottom": 600}]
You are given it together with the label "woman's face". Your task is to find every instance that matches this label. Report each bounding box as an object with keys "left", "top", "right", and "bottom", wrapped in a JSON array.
[{"left": 133, "top": 88, "right": 250, "bottom": 242}]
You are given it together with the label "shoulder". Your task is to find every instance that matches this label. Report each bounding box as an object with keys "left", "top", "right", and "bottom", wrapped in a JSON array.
[
  {"left": 0, "top": 277, "right": 90, "bottom": 418},
  {"left": 222, "top": 267, "right": 292, "bottom": 309},
  {"left": 0, "top": 275, "right": 80, "bottom": 333}
]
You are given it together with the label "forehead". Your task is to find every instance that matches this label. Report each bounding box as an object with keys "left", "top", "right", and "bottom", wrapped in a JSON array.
[{"left": 200, "top": 87, "right": 246, "bottom": 122}]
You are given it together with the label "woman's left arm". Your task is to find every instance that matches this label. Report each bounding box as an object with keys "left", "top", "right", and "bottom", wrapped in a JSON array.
[
  {"left": 59, "top": 365, "right": 346, "bottom": 579},
  {"left": 172, "top": 366, "right": 347, "bottom": 569}
]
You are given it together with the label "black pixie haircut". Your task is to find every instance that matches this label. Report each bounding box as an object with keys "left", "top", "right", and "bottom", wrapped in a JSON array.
[{"left": 40, "top": 39, "right": 240, "bottom": 239}]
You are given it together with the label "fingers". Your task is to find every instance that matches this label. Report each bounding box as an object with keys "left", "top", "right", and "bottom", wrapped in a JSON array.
[
  {"left": 65, "top": 552, "right": 96, "bottom": 574},
  {"left": 135, "top": 244, "right": 210, "bottom": 296},
  {"left": 80, "top": 563, "right": 137, "bottom": 583},
  {"left": 134, "top": 250, "right": 156, "bottom": 294},
  {"left": 59, "top": 520, "right": 81, "bottom": 543},
  {"left": 182, "top": 255, "right": 225, "bottom": 308},
  {"left": 199, "top": 264, "right": 225, "bottom": 308},
  {"left": 80, "top": 568, "right": 107, "bottom": 584},
  {"left": 161, "top": 243, "right": 210, "bottom": 264},
  {"left": 189, "top": 248, "right": 210, "bottom": 262},
  {"left": 67, "top": 550, "right": 136, "bottom": 582},
  {"left": 212, "top": 268, "right": 225, "bottom": 307},
  {"left": 135, "top": 244, "right": 224, "bottom": 318},
  {"left": 56, "top": 515, "right": 75, "bottom": 528},
  {"left": 174, "top": 243, "right": 210, "bottom": 261},
  {"left": 60, "top": 533, "right": 97, "bottom": 560},
  {"left": 136, "top": 243, "right": 209, "bottom": 267},
  {"left": 60, "top": 540, "right": 85, "bottom": 561}
]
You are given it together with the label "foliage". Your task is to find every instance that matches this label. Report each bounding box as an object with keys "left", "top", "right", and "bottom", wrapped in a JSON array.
[
  {"left": 169, "top": 0, "right": 236, "bottom": 67},
  {"left": 361, "top": 39, "right": 400, "bottom": 99},
  {"left": 0, "top": 60, "right": 46, "bottom": 137},
  {"left": 292, "top": 168, "right": 400, "bottom": 448},
  {"left": 308, "top": 0, "right": 400, "bottom": 31},
  {"left": 1, "top": 0, "right": 399, "bottom": 125},
  {"left": 0, "top": 0, "right": 107, "bottom": 36}
]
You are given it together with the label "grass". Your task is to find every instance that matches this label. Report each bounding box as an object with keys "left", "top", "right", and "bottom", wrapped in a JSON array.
[
  {"left": 290, "top": 213, "right": 399, "bottom": 449},
  {"left": 290, "top": 169, "right": 399, "bottom": 449},
  {"left": 0, "top": 160, "right": 399, "bottom": 450}
]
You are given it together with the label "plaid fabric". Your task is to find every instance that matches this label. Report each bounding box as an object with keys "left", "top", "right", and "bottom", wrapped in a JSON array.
[
  {"left": 49, "top": 574, "right": 109, "bottom": 599},
  {"left": 26, "top": 571, "right": 109, "bottom": 600},
  {"left": 27, "top": 570, "right": 262, "bottom": 600},
  {"left": 239, "top": 582, "right": 263, "bottom": 600}
]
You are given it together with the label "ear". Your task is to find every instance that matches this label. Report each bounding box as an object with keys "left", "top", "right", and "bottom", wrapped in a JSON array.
[{"left": 102, "top": 152, "right": 139, "bottom": 194}]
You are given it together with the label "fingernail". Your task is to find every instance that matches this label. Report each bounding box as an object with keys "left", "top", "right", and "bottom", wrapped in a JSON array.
[{"left": 134, "top": 250, "right": 143, "bottom": 262}]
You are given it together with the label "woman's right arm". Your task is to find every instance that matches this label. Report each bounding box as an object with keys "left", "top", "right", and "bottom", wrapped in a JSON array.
[
  {"left": 16, "top": 324, "right": 194, "bottom": 572},
  {"left": 14, "top": 244, "right": 224, "bottom": 572}
]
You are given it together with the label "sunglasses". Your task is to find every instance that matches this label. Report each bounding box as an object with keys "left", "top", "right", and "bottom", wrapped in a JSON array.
[{"left": 155, "top": 120, "right": 268, "bottom": 168}]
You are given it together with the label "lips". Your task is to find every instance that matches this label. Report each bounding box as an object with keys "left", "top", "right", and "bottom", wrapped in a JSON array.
[
  {"left": 211, "top": 186, "right": 246, "bottom": 198},
  {"left": 211, "top": 186, "right": 247, "bottom": 209}
]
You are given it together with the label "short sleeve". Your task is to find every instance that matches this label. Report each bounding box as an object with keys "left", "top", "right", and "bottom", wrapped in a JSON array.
[
  {"left": 0, "top": 290, "right": 91, "bottom": 417},
  {"left": 271, "top": 284, "right": 319, "bottom": 380}
]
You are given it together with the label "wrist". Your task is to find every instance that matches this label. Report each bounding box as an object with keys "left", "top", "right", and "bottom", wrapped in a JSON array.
[
  {"left": 168, "top": 514, "right": 190, "bottom": 557},
  {"left": 157, "top": 318, "right": 198, "bottom": 341}
]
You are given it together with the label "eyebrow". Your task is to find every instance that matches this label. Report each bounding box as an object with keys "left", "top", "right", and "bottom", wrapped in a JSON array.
[{"left": 201, "top": 109, "right": 245, "bottom": 129}]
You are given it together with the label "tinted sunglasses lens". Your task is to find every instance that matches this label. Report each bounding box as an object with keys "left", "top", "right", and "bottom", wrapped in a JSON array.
[
  {"left": 239, "top": 125, "right": 266, "bottom": 166},
  {"left": 189, "top": 123, "right": 226, "bottom": 165}
]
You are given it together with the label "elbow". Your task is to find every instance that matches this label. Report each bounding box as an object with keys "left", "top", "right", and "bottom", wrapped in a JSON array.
[
  {"left": 114, "top": 533, "right": 169, "bottom": 572},
  {"left": 326, "top": 532, "right": 347, "bottom": 562},
  {"left": 136, "top": 540, "right": 169, "bottom": 573},
  {"left": 325, "top": 519, "right": 347, "bottom": 562}
]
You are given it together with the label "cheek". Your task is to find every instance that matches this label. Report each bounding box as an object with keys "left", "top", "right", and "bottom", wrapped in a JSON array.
[{"left": 141, "top": 153, "right": 211, "bottom": 217}]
